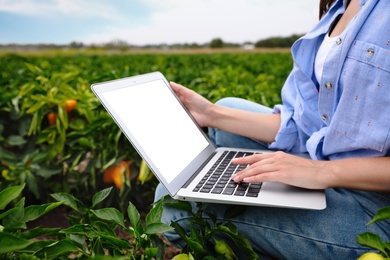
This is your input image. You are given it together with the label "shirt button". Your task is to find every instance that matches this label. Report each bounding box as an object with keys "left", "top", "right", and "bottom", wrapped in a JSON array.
[
  {"left": 336, "top": 38, "right": 342, "bottom": 45},
  {"left": 322, "top": 115, "right": 328, "bottom": 121},
  {"left": 367, "top": 48, "right": 375, "bottom": 56},
  {"left": 325, "top": 82, "right": 333, "bottom": 89}
]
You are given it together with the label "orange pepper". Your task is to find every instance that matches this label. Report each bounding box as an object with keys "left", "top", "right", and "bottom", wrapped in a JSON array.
[
  {"left": 47, "top": 112, "right": 57, "bottom": 126},
  {"left": 103, "top": 161, "right": 131, "bottom": 189},
  {"left": 64, "top": 99, "right": 77, "bottom": 113}
]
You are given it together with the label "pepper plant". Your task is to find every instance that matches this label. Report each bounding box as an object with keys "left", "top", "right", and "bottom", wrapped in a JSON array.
[
  {"left": 163, "top": 195, "right": 259, "bottom": 259},
  {"left": 0, "top": 184, "right": 173, "bottom": 259},
  {"left": 357, "top": 206, "right": 390, "bottom": 259}
]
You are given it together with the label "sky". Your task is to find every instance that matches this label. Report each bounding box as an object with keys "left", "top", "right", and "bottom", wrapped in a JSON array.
[{"left": 0, "top": 0, "right": 320, "bottom": 45}]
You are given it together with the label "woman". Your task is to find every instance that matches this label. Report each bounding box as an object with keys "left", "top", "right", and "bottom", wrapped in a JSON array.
[{"left": 155, "top": 0, "right": 390, "bottom": 258}]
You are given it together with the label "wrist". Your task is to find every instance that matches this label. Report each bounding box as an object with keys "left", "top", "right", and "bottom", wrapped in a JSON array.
[
  {"left": 207, "top": 103, "right": 221, "bottom": 128},
  {"left": 317, "top": 160, "right": 341, "bottom": 189}
]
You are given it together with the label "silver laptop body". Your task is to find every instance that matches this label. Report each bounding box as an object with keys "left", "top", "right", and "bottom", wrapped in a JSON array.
[{"left": 91, "top": 71, "right": 326, "bottom": 210}]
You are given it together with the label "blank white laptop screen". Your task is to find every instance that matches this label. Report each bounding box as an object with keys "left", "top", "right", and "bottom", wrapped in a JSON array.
[{"left": 102, "top": 79, "right": 209, "bottom": 184}]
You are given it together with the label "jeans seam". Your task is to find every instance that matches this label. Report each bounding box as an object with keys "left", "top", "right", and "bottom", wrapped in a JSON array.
[{"left": 227, "top": 219, "right": 369, "bottom": 252}]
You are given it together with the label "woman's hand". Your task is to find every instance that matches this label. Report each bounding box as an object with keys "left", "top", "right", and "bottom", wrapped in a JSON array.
[
  {"left": 170, "top": 82, "right": 214, "bottom": 127},
  {"left": 171, "top": 82, "right": 281, "bottom": 142},
  {"left": 230, "top": 151, "right": 328, "bottom": 190},
  {"left": 231, "top": 152, "right": 390, "bottom": 191}
]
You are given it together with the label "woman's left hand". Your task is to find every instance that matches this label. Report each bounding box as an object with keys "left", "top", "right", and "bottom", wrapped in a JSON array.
[{"left": 230, "top": 151, "right": 328, "bottom": 190}]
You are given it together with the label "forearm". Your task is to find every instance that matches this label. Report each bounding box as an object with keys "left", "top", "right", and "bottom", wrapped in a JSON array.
[
  {"left": 322, "top": 156, "right": 390, "bottom": 191},
  {"left": 208, "top": 104, "right": 281, "bottom": 143}
]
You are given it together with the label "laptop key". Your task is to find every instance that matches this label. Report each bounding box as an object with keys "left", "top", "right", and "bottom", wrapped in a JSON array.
[
  {"left": 200, "top": 188, "right": 211, "bottom": 193},
  {"left": 223, "top": 188, "right": 235, "bottom": 195},
  {"left": 234, "top": 190, "right": 246, "bottom": 196},
  {"left": 246, "top": 192, "right": 259, "bottom": 197},
  {"left": 216, "top": 183, "right": 226, "bottom": 188},
  {"left": 211, "top": 187, "right": 223, "bottom": 194}
]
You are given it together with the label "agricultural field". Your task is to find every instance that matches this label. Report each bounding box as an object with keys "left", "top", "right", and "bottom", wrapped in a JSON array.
[
  {"left": 0, "top": 50, "right": 293, "bottom": 203},
  {"left": 0, "top": 50, "right": 293, "bottom": 259}
]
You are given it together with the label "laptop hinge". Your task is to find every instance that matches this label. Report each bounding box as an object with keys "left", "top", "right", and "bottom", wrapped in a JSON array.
[{"left": 182, "top": 152, "right": 216, "bottom": 189}]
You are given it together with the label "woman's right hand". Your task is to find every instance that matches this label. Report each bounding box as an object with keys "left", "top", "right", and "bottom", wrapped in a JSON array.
[{"left": 170, "top": 82, "right": 214, "bottom": 127}]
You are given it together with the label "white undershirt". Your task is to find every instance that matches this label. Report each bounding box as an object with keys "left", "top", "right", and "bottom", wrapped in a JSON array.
[
  {"left": 314, "top": 33, "right": 339, "bottom": 84},
  {"left": 315, "top": 4, "right": 359, "bottom": 84}
]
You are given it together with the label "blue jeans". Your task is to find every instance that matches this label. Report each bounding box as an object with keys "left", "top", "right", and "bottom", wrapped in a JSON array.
[{"left": 154, "top": 97, "right": 390, "bottom": 259}]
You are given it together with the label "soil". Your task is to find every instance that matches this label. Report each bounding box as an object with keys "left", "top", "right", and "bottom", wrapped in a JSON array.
[{"left": 28, "top": 206, "right": 181, "bottom": 259}]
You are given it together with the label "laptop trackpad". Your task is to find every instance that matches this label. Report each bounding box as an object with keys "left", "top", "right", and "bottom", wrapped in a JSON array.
[{"left": 259, "top": 182, "right": 326, "bottom": 209}]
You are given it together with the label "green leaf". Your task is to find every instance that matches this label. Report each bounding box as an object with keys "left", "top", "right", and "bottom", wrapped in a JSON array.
[
  {"left": 60, "top": 224, "right": 97, "bottom": 238},
  {"left": 0, "top": 207, "right": 17, "bottom": 221},
  {"left": 186, "top": 237, "right": 206, "bottom": 255},
  {"left": 23, "top": 201, "right": 64, "bottom": 223},
  {"left": 163, "top": 195, "right": 193, "bottom": 213},
  {"left": 22, "top": 240, "right": 57, "bottom": 254},
  {"left": 2, "top": 197, "right": 26, "bottom": 229},
  {"left": 145, "top": 247, "right": 159, "bottom": 258},
  {"left": 93, "top": 221, "right": 117, "bottom": 236},
  {"left": 144, "top": 222, "right": 174, "bottom": 235},
  {"left": 6, "top": 135, "right": 27, "bottom": 146},
  {"left": 170, "top": 221, "right": 189, "bottom": 241},
  {"left": 215, "top": 225, "right": 259, "bottom": 259},
  {"left": 189, "top": 225, "right": 204, "bottom": 245},
  {"left": 50, "top": 192, "right": 80, "bottom": 212},
  {"left": 24, "top": 63, "right": 44, "bottom": 75},
  {"left": 57, "top": 104, "right": 68, "bottom": 130},
  {"left": 25, "top": 100, "right": 46, "bottom": 114},
  {"left": 102, "top": 157, "right": 116, "bottom": 171},
  {"left": 95, "top": 232, "right": 130, "bottom": 249},
  {"left": 26, "top": 171, "right": 40, "bottom": 200},
  {"left": 0, "top": 183, "right": 25, "bottom": 210},
  {"left": 18, "top": 253, "right": 41, "bottom": 260},
  {"left": 368, "top": 206, "right": 390, "bottom": 225},
  {"left": 357, "top": 232, "right": 386, "bottom": 253},
  {"left": 127, "top": 202, "right": 141, "bottom": 228},
  {"left": 91, "top": 208, "right": 125, "bottom": 227},
  {"left": 21, "top": 227, "right": 62, "bottom": 240},
  {"left": 213, "top": 238, "right": 238, "bottom": 260},
  {"left": 171, "top": 220, "right": 206, "bottom": 255},
  {"left": 146, "top": 199, "right": 163, "bottom": 225},
  {"left": 35, "top": 238, "right": 80, "bottom": 259},
  {"left": 92, "top": 187, "right": 113, "bottom": 208},
  {"left": 35, "top": 167, "right": 62, "bottom": 178},
  {"left": 67, "top": 234, "right": 86, "bottom": 249},
  {"left": 0, "top": 232, "right": 33, "bottom": 254},
  {"left": 150, "top": 233, "right": 167, "bottom": 259}
]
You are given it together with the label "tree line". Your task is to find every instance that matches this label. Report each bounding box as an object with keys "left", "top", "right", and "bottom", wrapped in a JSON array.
[{"left": 0, "top": 34, "right": 304, "bottom": 51}]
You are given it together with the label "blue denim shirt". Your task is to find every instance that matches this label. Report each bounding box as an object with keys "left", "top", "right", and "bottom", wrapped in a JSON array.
[{"left": 269, "top": 0, "right": 390, "bottom": 160}]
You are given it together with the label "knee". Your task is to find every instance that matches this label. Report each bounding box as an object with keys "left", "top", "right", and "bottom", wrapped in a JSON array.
[
  {"left": 215, "top": 97, "right": 243, "bottom": 109},
  {"left": 154, "top": 183, "right": 169, "bottom": 203}
]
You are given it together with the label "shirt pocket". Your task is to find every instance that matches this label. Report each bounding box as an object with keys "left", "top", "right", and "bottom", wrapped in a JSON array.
[{"left": 329, "top": 40, "right": 390, "bottom": 153}]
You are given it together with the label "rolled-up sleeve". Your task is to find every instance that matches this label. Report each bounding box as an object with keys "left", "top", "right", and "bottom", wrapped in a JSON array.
[{"left": 268, "top": 72, "right": 306, "bottom": 153}]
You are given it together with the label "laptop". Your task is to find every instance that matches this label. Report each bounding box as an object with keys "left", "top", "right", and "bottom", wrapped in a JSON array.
[{"left": 91, "top": 71, "right": 326, "bottom": 210}]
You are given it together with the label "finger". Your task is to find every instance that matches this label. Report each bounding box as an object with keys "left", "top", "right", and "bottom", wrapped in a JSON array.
[
  {"left": 231, "top": 157, "right": 277, "bottom": 182},
  {"left": 170, "top": 81, "right": 182, "bottom": 93},
  {"left": 231, "top": 152, "right": 272, "bottom": 165}
]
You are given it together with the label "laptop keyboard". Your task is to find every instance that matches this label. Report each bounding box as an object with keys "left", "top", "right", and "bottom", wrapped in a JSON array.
[{"left": 193, "top": 151, "right": 262, "bottom": 197}]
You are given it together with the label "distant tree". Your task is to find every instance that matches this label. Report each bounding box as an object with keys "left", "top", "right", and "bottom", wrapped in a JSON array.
[
  {"left": 69, "top": 41, "right": 84, "bottom": 48},
  {"left": 255, "top": 34, "right": 303, "bottom": 48},
  {"left": 209, "top": 38, "right": 224, "bottom": 48}
]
